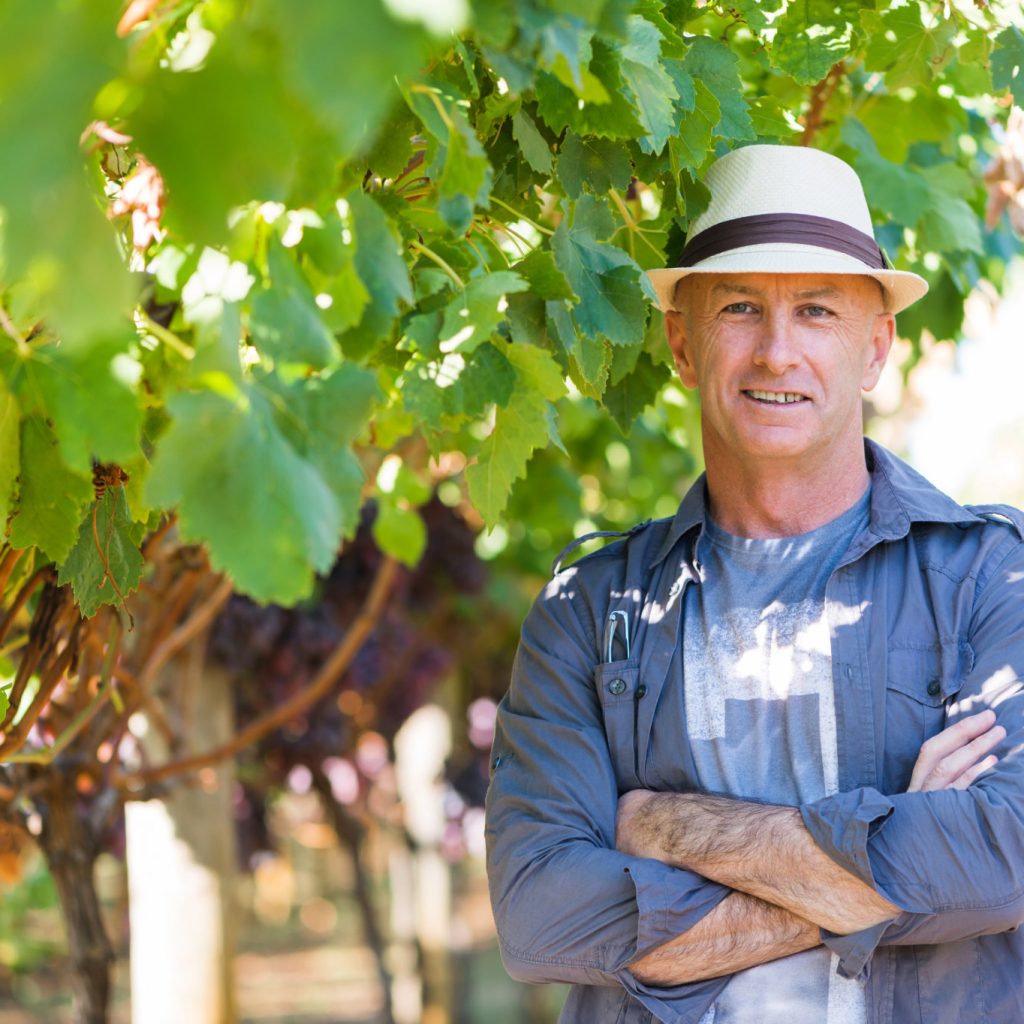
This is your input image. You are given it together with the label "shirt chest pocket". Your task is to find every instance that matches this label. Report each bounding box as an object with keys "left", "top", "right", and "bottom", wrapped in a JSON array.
[
  {"left": 883, "top": 640, "right": 973, "bottom": 793},
  {"left": 594, "top": 661, "right": 644, "bottom": 792}
]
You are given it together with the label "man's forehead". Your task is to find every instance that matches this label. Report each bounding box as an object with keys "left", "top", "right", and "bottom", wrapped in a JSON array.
[{"left": 679, "top": 272, "right": 883, "bottom": 305}]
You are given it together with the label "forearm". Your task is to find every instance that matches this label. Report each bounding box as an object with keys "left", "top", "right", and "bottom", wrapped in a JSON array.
[
  {"left": 629, "top": 889, "right": 820, "bottom": 986},
  {"left": 622, "top": 792, "right": 899, "bottom": 934}
]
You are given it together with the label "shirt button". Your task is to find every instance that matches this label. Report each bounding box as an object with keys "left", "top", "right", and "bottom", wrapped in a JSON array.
[
  {"left": 927, "top": 678, "right": 941, "bottom": 697},
  {"left": 609, "top": 678, "right": 627, "bottom": 696},
  {"left": 637, "top": 684, "right": 647, "bottom": 699}
]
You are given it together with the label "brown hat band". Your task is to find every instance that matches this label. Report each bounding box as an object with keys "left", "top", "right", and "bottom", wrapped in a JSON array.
[{"left": 678, "top": 212, "right": 888, "bottom": 270}]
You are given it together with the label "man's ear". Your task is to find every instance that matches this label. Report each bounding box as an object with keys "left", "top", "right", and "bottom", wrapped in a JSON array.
[
  {"left": 861, "top": 311, "right": 895, "bottom": 392},
  {"left": 665, "top": 310, "right": 698, "bottom": 390}
]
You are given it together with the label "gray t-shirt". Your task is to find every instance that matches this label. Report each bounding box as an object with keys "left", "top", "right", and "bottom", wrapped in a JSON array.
[{"left": 684, "top": 489, "right": 871, "bottom": 1024}]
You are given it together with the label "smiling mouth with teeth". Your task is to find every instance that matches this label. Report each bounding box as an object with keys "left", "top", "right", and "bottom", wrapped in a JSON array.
[{"left": 744, "top": 389, "right": 808, "bottom": 405}]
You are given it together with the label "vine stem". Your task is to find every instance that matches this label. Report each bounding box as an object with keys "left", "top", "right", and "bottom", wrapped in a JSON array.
[
  {"left": 115, "top": 556, "right": 399, "bottom": 788},
  {"left": 608, "top": 189, "right": 666, "bottom": 262},
  {"left": 408, "top": 84, "right": 456, "bottom": 132},
  {"left": 409, "top": 239, "right": 465, "bottom": 288},
  {"left": 0, "top": 304, "right": 31, "bottom": 358},
  {"left": 801, "top": 60, "right": 846, "bottom": 146},
  {"left": 490, "top": 196, "right": 555, "bottom": 237}
]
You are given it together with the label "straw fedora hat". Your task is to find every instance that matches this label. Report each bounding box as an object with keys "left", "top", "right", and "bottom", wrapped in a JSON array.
[{"left": 646, "top": 144, "right": 928, "bottom": 314}]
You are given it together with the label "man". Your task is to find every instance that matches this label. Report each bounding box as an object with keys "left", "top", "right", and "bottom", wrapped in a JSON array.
[{"left": 485, "top": 144, "right": 1024, "bottom": 1023}]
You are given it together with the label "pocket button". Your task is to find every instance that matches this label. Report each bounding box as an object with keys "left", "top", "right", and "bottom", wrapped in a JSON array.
[
  {"left": 609, "top": 678, "right": 628, "bottom": 696},
  {"left": 927, "top": 678, "right": 941, "bottom": 697}
]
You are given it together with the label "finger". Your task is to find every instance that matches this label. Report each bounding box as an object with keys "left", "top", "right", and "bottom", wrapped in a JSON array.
[
  {"left": 914, "top": 724, "right": 1006, "bottom": 792},
  {"left": 947, "top": 754, "right": 999, "bottom": 791},
  {"left": 908, "top": 710, "right": 997, "bottom": 791}
]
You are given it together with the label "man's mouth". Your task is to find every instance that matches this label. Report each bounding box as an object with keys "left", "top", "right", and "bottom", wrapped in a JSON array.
[{"left": 743, "top": 389, "right": 808, "bottom": 405}]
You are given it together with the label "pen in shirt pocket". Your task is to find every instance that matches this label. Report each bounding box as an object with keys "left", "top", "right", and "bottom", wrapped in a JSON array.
[{"left": 605, "top": 609, "right": 631, "bottom": 663}]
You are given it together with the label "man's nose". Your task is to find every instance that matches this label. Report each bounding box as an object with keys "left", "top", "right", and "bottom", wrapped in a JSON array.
[{"left": 753, "top": 312, "right": 800, "bottom": 374}]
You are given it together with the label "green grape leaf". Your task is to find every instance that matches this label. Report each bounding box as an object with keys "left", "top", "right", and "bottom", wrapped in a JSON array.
[
  {"left": 131, "top": 24, "right": 297, "bottom": 242},
  {"left": 749, "top": 97, "right": 801, "bottom": 138},
  {"left": 18, "top": 338, "right": 143, "bottom": 475},
  {"left": 570, "top": 335, "right": 613, "bottom": 395},
  {"left": 512, "top": 108, "right": 554, "bottom": 175},
  {"left": 57, "top": 487, "right": 145, "bottom": 619},
  {"left": 438, "top": 103, "right": 495, "bottom": 233},
  {"left": 842, "top": 120, "right": 930, "bottom": 227},
  {"left": 459, "top": 341, "right": 517, "bottom": 416},
  {"left": 556, "top": 132, "right": 633, "bottom": 199},
  {"left": 466, "top": 343, "right": 566, "bottom": 527},
  {"left": 0, "top": 383, "right": 19, "bottom": 529},
  {"left": 772, "top": 1, "right": 858, "bottom": 86},
  {"left": 993, "top": 26, "right": 1024, "bottom": 105},
  {"left": 861, "top": 6, "right": 956, "bottom": 89},
  {"left": 535, "top": 13, "right": 607, "bottom": 100},
  {"left": 248, "top": 241, "right": 337, "bottom": 368},
  {"left": 266, "top": 0, "right": 431, "bottom": 159},
  {"left": 0, "top": 0, "right": 131, "bottom": 342},
  {"left": 552, "top": 196, "right": 654, "bottom": 346},
  {"left": 731, "top": 0, "right": 784, "bottom": 32},
  {"left": 917, "top": 164, "right": 984, "bottom": 255},
  {"left": 679, "top": 38, "right": 754, "bottom": 141},
  {"left": 439, "top": 272, "right": 529, "bottom": 354},
  {"left": 858, "top": 92, "right": 966, "bottom": 164},
  {"left": 146, "top": 389, "right": 342, "bottom": 604},
  {"left": 372, "top": 501, "right": 427, "bottom": 568},
  {"left": 895, "top": 270, "right": 964, "bottom": 344},
  {"left": 346, "top": 189, "right": 414, "bottom": 326},
  {"left": 604, "top": 352, "right": 669, "bottom": 433},
  {"left": 266, "top": 364, "right": 379, "bottom": 539},
  {"left": 535, "top": 42, "right": 646, "bottom": 139},
  {"left": 9, "top": 417, "right": 93, "bottom": 564},
  {"left": 670, "top": 80, "right": 721, "bottom": 173},
  {"left": 513, "top": 250, "right": 578, "bottom": 302},
  {"left": 619, "top": 15, "right": 679, "bottom": 154}
]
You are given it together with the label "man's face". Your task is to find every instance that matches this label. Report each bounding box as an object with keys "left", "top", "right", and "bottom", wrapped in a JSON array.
[{"left": 664, "top": 272, "right": 895, "bottom": 469}]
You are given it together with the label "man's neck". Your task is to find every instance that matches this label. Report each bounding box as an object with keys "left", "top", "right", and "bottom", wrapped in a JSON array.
[{"left": 703, "top": 443, "right": 871, "bottom": 539}]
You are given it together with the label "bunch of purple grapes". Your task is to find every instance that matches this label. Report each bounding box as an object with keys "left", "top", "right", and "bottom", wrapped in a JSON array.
[{"left": 210, "top": 496, "right": 495, "bottom": 862}]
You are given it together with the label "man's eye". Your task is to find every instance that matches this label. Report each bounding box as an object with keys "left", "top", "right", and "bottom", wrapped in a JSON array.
[
  {"left": 803, "top": 304, "right": 831, "bottom": 317},
  {"left": 724, "top": 302, "right": 754, "bottom": 314}
]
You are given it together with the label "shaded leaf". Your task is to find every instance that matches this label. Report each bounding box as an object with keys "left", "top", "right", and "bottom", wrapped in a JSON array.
[
  {"left": 57, "top": 487, "right": 144, "bottom": 618},
  {"left": 993, "top": 25, "right": 1024, "bottom": 106},
  {"left": 512, "top": 108, "right": 554, "bottom": 175},
  {"left": 146, "top": 389, "right": 341, "bottom": 604},
  {"left": 440, "top": 271, "right": 528, "bottom": 354},
  {"left": 9, "top": 417, "right": 93, "bottom": 564},
  {"left": 249, "top": 241, "right": 337, "bottom": 368},
  {"left": 772, "top": 0, "right": 858, "bottom": 86},
  {"left": 552, "top": 196, "right": 653, "bottom": 345},
  {"left": 861, "top": 6, "right": 956, "bottom": 89},
  {"left": 373, "top": 501, "right": 427, "bottom": 567},
  {"left": 679, "top": 38, "right": 753, "bottom": 141},
  {"left": 604, "top": 352, "right": 670, "bottom": 433},
  {"left": 619, "top": 15, "right": 679, "bottom": 154},
  {"left": 557, "top": 132, "right": 633, "bottom": 200}
]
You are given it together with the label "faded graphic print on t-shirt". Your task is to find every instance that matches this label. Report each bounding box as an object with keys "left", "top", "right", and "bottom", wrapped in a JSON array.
[{"left": 683, "top": 491, "right": 871, "bottom": 1024}]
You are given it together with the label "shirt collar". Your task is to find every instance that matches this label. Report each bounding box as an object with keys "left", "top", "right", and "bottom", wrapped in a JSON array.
[{"left": 647, "top": 439, "right": 981, "bottom": 571}]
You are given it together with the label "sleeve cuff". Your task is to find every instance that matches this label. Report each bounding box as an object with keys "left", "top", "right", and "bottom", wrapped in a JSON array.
[
  {"left": 801, "top": 787, "right": 900, "bottom": 980},
  {"left": 625, "top": 857, "right": 731, "bottom": 958},
  {"left": 800, "top": 786, "right": 895, "bottom": 888}
]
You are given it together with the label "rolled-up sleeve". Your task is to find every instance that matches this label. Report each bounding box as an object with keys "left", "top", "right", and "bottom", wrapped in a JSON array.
[
  {"left": 485, "top": 572, "right": 729, "bottom": 1003},
  {"left": 800, "top": 536, "right": 1024, "bottom": 978}
]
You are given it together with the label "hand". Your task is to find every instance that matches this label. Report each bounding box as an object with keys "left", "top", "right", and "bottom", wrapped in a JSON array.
[
  {"left": 615, "top": 789, "right": 660, "bottom": 857},
  {"left": 907, "top": 709, "right": 1005, "bottom": 792}
]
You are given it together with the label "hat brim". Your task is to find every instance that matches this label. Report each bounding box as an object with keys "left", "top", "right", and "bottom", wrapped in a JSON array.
[{"left": 646, "top": 244, "right": 928, "bottom": 316}]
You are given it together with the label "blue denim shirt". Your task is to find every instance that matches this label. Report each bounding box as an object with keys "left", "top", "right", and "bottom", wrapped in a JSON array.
[{"left": 485, "top": 441, "right": 1024, "bottom": 1024}]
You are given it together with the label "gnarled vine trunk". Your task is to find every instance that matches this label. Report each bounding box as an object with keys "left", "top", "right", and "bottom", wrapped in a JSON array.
[{"left": 36, "top": 770, "right": 113, "bottom": 1024}]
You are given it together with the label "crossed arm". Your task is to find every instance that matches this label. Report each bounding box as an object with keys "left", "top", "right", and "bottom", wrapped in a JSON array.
[{"left": 617, "top": 710, "right": 1005, "bottom": 986}]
